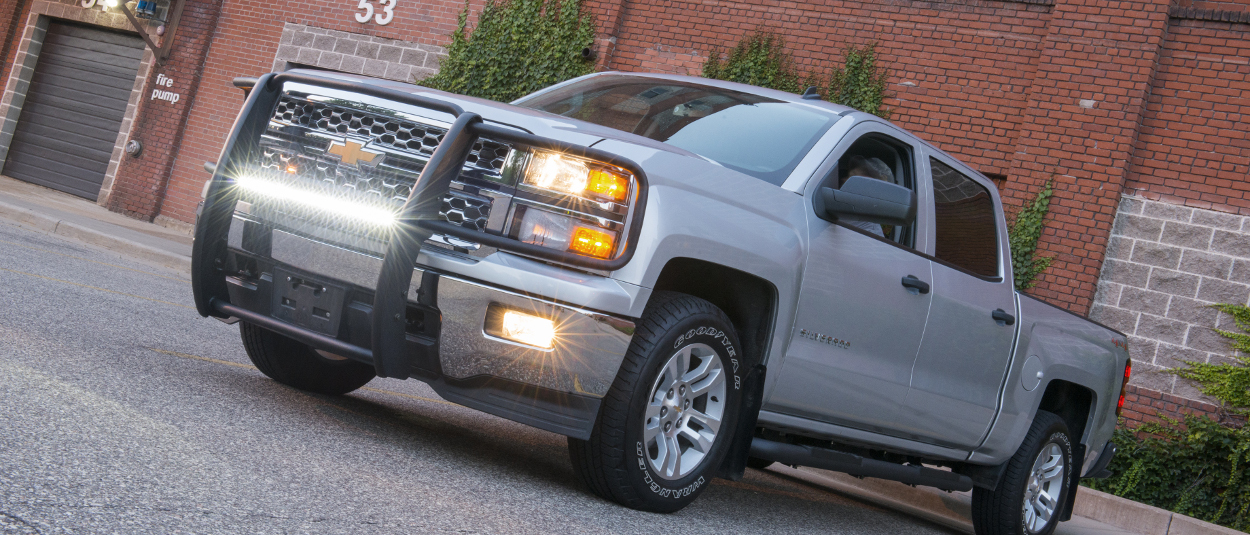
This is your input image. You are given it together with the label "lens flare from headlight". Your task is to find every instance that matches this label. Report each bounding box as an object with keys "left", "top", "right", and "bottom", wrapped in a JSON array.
[
  {"left": 526, "top": 151, "right": 590, "bottom": 195},
  {"left": 234, "top": 174, "right": 398, "bottom": 227},
  {"left": 501, "top": 310, "right": 556, "bottom": 349}
]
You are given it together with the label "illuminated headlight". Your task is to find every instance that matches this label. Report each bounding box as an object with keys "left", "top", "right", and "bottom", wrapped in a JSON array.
[
  {"left": 234, "top": 174, "right": 398, "bottom": 227},
  {"left": 514, "top": 206, "right": 618, "bottom": 259},
  {"left": 522, "top": 151, "right": 632, "bottom": 204}
]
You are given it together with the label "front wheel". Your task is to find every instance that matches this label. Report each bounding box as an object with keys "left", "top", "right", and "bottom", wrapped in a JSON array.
[
  {"left": 972, "top": 411, "right": 1073, "bottom": 535},
  {"left": 240, "top": 321, "right": 375, "bottom": 395},
  {"left": 568, "top": 292, "right": 745, "bottom": 513}
]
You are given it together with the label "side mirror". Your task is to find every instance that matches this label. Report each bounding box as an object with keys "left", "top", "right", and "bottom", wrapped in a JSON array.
[{"left": 818, "top": 176, "right": 917, "bottom": 226}]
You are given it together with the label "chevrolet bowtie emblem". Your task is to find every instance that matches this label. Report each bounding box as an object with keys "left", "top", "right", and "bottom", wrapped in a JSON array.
[{"left": 326, "top": 138, "right": 383, "bottom": 166}]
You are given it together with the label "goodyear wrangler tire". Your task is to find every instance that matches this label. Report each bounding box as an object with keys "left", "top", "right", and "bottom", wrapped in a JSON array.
[
  {"left": 971, "top": 411, "right": 1073, "bottom": 535},
  {"left": 240, "top": 321, "right": 375, "bottom": 396},
  {"left": 568, "top": 291, "right": 745, "bottom": 513}
]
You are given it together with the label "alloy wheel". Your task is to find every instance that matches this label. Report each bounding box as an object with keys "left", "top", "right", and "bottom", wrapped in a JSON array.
[
  {"left": 1023, "top": 442, "right": 1066, "bottom": 533},
  {"left": 642, "top": 342, "right": 727, "bottom": 480}
]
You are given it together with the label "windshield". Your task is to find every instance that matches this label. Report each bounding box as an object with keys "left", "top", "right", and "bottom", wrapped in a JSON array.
[{"left": 515, "top": 76, "right": 838, "bottom": 185}]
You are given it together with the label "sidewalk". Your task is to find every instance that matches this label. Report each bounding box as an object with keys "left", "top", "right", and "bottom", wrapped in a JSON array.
[
  {"left": 771, "top": 465, "right": 1242, "bottom": 535},
  {"left": 0, "top": 175, "right": 192, "bottom": 272},
  {"left": 0, "top": 174, "right": 1242, "bottom": 535}
]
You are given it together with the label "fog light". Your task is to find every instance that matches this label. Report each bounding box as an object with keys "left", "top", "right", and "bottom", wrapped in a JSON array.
[{"left": 500, "top": 310, "right": 555, "bottom": 349}]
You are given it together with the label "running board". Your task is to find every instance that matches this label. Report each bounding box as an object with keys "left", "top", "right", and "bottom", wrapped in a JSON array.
[{"left": 749, "top": 438, "right": 974, "bottom": 492}]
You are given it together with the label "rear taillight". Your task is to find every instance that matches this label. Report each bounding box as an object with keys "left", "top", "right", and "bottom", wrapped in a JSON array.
[{"left": 1116, "top": 359, "right": 1132, "bottom": 417}]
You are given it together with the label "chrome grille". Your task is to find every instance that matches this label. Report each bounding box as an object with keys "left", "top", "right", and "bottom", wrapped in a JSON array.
[
  {"left": 272, "top": 95, "right": 509, "bottom": 175},
  {"left": 257, "top": 149, "right": 413, "bottom": 205},
  {"left": 237, "top": 94, "right": 517, "bottom": 253},
  {"left": 440, "top": 191, "right": 492, "bottom": 232}
]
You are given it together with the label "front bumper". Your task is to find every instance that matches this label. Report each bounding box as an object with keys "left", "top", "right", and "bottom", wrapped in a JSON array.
[
  {"left": 220, "top": 224, "right": 635, "bottom": 438},
  {"left": 192, "top": 72, "right": 646, "bottom": 439}
]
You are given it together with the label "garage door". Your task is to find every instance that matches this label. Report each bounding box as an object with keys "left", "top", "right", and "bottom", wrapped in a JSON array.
[{"left": 2, "top": 22, "right": 144, "bottom": 201}]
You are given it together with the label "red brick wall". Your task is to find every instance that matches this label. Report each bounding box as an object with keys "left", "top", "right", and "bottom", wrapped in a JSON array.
[
  {"left": 1002, "top": 0, "right": 1173, "bottom": 315},
  {"left": 604, "top": 0, "right": 1053, "bottom": 180},
  {"left": 1119, "top": 384, "right": 1225, "bottom": 428},
  {"left": 1124, "top": 18, "right": 1250, "bottom": 216},
  {"left": 0, "top": 0, "right": 34, "bottom": 97},
  {"left": 106, "top": 0, "right": 225, "bottom": 220},
  {"left": 154, "top": 0, "right": 480, "bottom": 223}
]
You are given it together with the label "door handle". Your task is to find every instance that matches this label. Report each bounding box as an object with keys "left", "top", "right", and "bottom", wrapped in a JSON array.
[
  {"left": 992, "top": 308, "right": 1015, "bottom": 326},
  {"left": 901, "top": 275, "right": 930, "bottom": 295}
]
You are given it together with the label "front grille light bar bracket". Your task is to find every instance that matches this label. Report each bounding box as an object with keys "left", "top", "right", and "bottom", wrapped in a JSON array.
[{"left": 192, "top": 72, "right": 648, "bottom": 380}]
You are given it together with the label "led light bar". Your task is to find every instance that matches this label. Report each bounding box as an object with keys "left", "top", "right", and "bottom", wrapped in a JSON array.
[{"left": 234, "top": 174, "right": 398, "bottom": 227}]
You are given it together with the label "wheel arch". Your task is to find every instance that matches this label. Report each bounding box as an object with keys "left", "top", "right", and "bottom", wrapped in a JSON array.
[
  {"left": 1037, "top": 379, "right": 1096, "bottom": 446},
  {"left": 651, "top": 257, "right": 779, "bottom": 371}
]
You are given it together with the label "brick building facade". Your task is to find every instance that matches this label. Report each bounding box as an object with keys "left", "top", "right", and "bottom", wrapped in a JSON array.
[{"left": 0, "top": 0, "right": 1246, "bottom": 424}]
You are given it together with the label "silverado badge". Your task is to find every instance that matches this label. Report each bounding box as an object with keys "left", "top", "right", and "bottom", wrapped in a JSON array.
[
  {"left": 326, "top": 138, "right": 384, "bottom": 167},
  {"left": 799, "top": 329, "right": 850, "bottom": 349}
]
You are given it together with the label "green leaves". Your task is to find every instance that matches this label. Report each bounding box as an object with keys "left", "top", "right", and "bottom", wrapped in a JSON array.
[
  {"left": 826, "top": 43, "right": 890, "bottom": 119},
  {"left": 701, "top": 33, "right": 892, "bottom": 118},
  {"left": 420, "top": 0, "right": 595, "bottom": 102},
  {"left": 702, "top": 32, "right": 805, "bottom": 94},
  {"left": 1173, "top": 304, "right": 1250, "bottom": 414},
  {"left": 1007, "top": 180, "right": 1054, "bottom": 290},
  {"left": 1086, "top": 416, "right": 1250, "bottom": 532},
  {"left": 1084, "top": 304, "right": 1250, "bottom": 532}
]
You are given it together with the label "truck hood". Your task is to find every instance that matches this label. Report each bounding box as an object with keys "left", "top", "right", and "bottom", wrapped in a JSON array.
[{"left": 290, "top": 70, "right": 712, "bottom": 163}]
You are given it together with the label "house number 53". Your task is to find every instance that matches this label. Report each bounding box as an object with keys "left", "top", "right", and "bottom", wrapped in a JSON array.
[{"left": 355, "top": 0, "right": 395, "bottom": 25}]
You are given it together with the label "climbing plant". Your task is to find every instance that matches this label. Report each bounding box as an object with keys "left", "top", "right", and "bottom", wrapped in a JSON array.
[
  {"left": 701, "top": 31, "right": 811, "bottom": 94},
  {"left": 419, "top": 0, "right": 596, "bottom": 102},
  {"left": 825, "top": 43, "right": 891, "bottom": 119},
  {"left": 702, "top": 32, "right": 891, "bottom": 118},
  {"left": 1174, "top": 304, "right": 1250, "bottom": 414},
  {"left": 1085, "top": 304, "right": 1250, "bottom": 532},
  {"left": 1007, "top": 180, "right": 1054, "bottom": 290}
]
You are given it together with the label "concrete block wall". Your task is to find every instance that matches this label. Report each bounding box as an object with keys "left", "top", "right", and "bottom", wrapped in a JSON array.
[
  {"left": 1090, "top": 194, "right": 1250, "bottom": 401},
  {"left": 272, "top": 23, "right": 446, "bottom": 83}
]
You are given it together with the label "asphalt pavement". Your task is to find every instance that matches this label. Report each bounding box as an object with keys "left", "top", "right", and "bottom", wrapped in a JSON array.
[{"left": 0, "top": 220, "right": 966, "bottom": 534}]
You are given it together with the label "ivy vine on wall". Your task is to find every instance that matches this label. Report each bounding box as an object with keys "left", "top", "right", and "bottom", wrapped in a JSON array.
[
  {"left": 1086, "top": 304, "right": 1250, "bottom": 532},
  {"left": 1007, "top": 180, "right": 1055, "bottom": 290},
  {"left": 701, "top": 31, "right": 892, "bottom": 118},
  {"left": 419, "top": 0, "right": 595, "bottom": 103}
]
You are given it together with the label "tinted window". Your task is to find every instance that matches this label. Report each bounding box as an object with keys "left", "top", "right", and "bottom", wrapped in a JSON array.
[
  {"left": 931, "top": 158, "right": 999, "bottom": 278},
  {"left": 516, "top": 76, "right": 837, "bottom": 185}
]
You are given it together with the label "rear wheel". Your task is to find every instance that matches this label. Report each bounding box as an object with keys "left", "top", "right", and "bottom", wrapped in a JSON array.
[
  {"left": 972, "top": 411, "right": 1073, "bottom": 535},
  {"left": 240, "top": 322, "right": 375, "bottom": 395},
  {"left": 568, "top": 292, "right": 745, "bottom": 513}
]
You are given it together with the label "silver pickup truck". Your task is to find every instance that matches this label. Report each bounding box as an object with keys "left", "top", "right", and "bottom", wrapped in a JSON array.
[{"left": 192, "top": 70, "right": 1132, "bottom": 535}]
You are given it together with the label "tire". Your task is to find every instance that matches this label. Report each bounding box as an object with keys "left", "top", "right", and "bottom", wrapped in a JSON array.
[
  {"left": 568, "top": 291, "right": 746, "bottom": 513},
  {"left": 240, "top": 321, "right": 375, "bottom": 395},
  {"left": 972, "top": 411, "right": 1074, "bottom": 535},
  {"left": 746, "top": 457, "right": 775, "bottom": 470}
]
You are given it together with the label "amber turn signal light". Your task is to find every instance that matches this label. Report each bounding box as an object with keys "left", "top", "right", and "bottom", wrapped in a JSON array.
[
  {"left": 569, "top": 226, "right": 616, "bottom": 258},
  {"left": 587, "top": 168, "right": 630, "bottom": 203}
]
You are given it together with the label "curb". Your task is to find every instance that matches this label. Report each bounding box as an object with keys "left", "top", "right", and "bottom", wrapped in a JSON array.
[
  {"left": 0, "top": 199, "right": 192, "bottom": 273},
  {"left": 772, "top": 465, "right": 1244, "bottom": 535},
  {"left": 1075, "top": 487, "right": 1245, "bottom": 535}
]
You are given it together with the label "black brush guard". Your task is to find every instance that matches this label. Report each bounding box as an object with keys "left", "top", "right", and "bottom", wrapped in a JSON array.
[{"left": 192, "top": 72, "right": 648, "bottom": 380}]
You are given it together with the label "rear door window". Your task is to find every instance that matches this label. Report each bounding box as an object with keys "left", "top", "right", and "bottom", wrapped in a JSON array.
[{"left": 930, "top": 157, "right": 999, "bottom": 278}]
